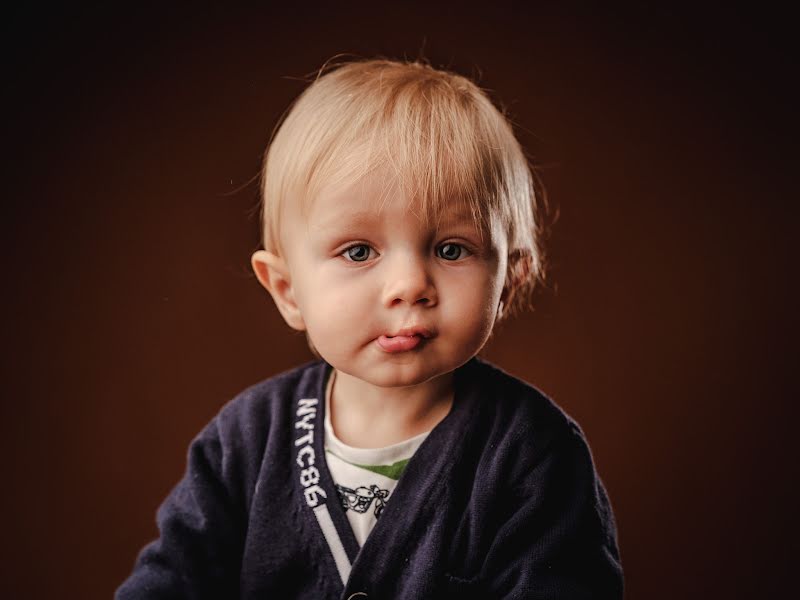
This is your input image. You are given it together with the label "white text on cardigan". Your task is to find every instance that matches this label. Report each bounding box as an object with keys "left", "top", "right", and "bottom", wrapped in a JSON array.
[{"left": 295, "top": 397, "right": 327, "bottom": 507}]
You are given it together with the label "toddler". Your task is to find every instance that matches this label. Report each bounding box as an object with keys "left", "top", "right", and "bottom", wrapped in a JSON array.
[{"left": 116, "top": 57, "right": 623, "bottom": 599}]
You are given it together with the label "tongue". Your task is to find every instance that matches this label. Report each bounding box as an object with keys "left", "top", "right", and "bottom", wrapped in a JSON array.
[{"left": 377, "top": 334, "right": 422, "bottom": 352}]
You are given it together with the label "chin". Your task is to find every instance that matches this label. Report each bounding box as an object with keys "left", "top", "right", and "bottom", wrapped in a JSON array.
[{"left": 367, "top": 361, "right": 447, "bottom": 389}]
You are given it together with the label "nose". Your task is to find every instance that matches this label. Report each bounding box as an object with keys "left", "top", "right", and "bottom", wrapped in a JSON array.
[{"left": 382, "top": 252, "right": 438, "bottom": 308}]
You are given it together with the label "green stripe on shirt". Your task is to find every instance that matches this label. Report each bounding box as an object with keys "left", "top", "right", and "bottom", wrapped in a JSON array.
[
  {"left": 352, "top": 459, "right": 410, "bottom": 480},
  {"left": 327, "top": 450, "right": 411, "bottom": 481}
]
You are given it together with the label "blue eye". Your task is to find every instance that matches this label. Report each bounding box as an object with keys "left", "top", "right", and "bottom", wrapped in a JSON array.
[
  {"left": 437, "top": 243, "right": 464, "bottom": 260},
  {"left": 343, "top": 244, "right": 372, "bottom": 262}
]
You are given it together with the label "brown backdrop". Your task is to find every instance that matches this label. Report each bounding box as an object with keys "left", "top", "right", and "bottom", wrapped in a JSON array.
[{"left": 3, "top": 5, "right": 794, "bottom": 599}]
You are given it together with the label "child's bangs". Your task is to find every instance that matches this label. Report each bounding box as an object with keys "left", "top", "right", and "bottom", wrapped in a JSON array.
[{"left": 302, "top": 82, "right": 513, "bottom": 237}]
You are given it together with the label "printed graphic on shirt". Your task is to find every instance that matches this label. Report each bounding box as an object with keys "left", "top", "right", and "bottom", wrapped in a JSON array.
[{"left": 335, "top": 483, "right": 390, "bottom": 518}]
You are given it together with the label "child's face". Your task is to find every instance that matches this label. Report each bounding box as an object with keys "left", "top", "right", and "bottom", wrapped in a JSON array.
[{"left": 259, "top": 171, "right": 508, "bottom": 389}]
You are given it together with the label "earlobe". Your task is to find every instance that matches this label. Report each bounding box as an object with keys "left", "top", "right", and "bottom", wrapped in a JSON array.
[{"left": 251, "top": 250, "right": 306, "bottom": 331}]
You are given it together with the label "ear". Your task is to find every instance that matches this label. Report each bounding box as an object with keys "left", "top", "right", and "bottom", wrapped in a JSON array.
[
  {"left": 251, "top": 250, "right": 306, "bottom": 331},
  {"left": 500, "top": 250, "right": 535, "bottom": 317}
]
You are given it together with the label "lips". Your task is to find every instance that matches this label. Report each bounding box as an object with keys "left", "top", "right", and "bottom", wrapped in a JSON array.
[{"left": 376, "top": 327, "right": 434, "bottom": 353}]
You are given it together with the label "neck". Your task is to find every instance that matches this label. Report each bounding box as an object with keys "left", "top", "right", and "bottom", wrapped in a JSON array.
[{"left": 329, "top": 369, "right": 454, "bottom": 449}]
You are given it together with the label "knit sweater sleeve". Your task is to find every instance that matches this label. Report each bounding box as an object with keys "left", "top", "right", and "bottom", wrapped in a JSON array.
[
  {"left": 481, "top": 422, "right": 624, "bottom": 599},
  {"left": 115, "top": 411, "right": 248, "bottom": 600}
]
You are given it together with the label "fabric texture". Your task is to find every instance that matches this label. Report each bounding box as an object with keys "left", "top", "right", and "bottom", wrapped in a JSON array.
[{"left": 116, "top": 357, "right": 624, "bottom": 599}]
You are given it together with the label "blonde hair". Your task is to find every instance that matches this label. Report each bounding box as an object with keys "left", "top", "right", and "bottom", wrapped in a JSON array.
[{"left": 259, "top": 57, "right": 546, "bottom": 320}]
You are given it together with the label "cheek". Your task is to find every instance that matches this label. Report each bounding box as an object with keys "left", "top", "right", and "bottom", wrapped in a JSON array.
[
  {"left": 443, "top": 269, "right": 502, "bottom": 333},
  {"left": 296, "top": 270, "right": 371, "bottom": 333}
]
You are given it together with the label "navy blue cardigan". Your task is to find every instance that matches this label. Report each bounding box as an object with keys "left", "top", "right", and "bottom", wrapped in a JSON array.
[{"left": 116, "top": 358, "right": 623, "bottom": 599}]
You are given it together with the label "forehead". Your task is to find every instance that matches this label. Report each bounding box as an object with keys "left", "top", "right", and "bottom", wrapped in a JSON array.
[{"left": 301, "top": 170, "right": 485, "bottom": 232}]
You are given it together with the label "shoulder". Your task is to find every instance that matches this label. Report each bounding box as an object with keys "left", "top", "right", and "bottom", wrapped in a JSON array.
[
  {"left": 464, "top": 357, "right": 581, "bottom": 442},
  {"left": 187, "top": 360, "right": 328, "bottom": 498},
  {"left": 461, "top": 357, "right": 597, "bottom": 482},
  {"left": 465, "top": 357, "right": 619, "bottom": 533},
  {"left": 216, "top": 359, "right": 326, "bottom": 423},
  {"left": 209, "top": 359, "right": 328, "bottom": 445},
  {"left": 454, "top": 359, "right": 624, "bottom": 596}
]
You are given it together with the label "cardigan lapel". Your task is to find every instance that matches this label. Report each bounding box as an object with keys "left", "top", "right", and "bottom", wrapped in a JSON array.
[
  {"left": 293, "top": 358, "right": 483, "bottom": 593},
  {"left": 291, "top": 361, "right": 361, "bottom": 591},
  {"left": 339, "top": 359, "right": 482, "bottom": 589}
]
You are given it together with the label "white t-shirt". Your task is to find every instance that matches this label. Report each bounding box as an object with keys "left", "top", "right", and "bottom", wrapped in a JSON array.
[{"left": 323, "top": 371, "right": 430, "bottom": 547}]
